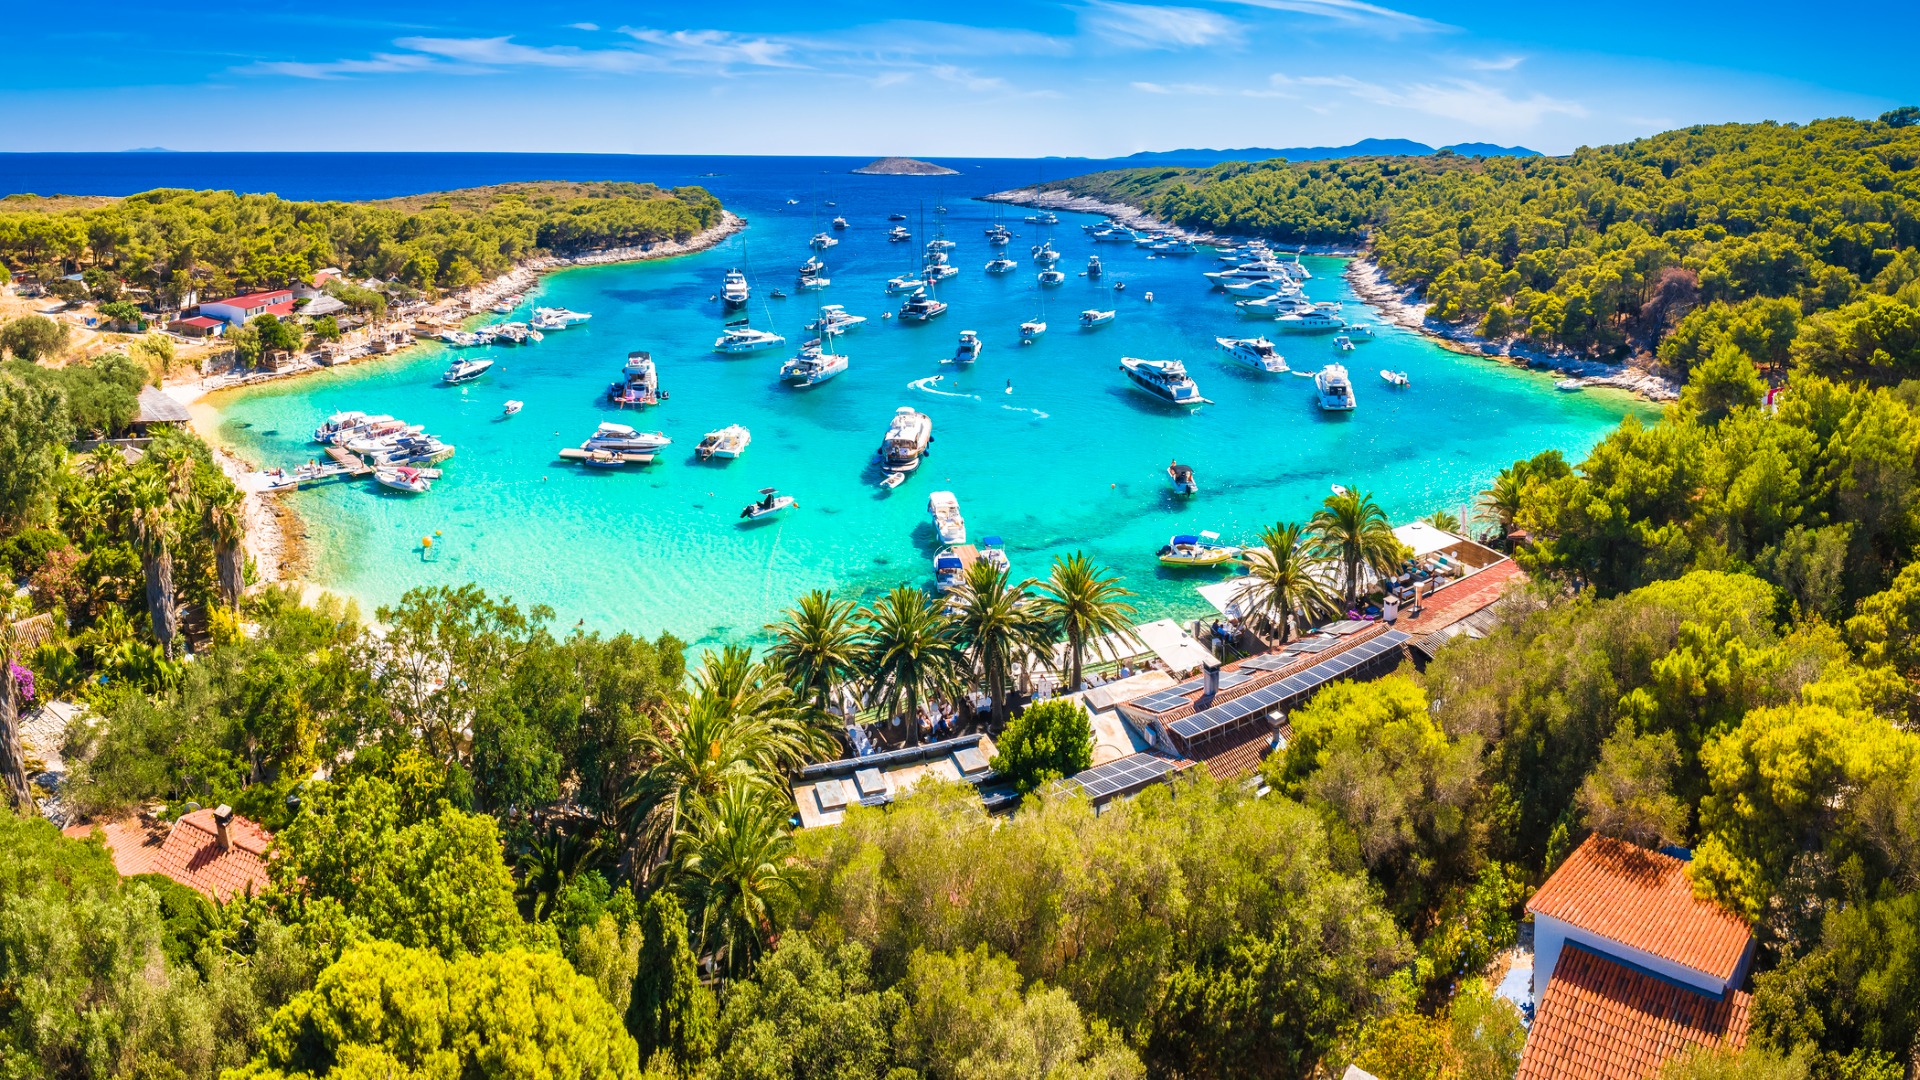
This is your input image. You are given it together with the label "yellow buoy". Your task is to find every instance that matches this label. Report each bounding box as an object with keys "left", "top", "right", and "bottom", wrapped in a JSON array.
[{"left": 421, "top": 536, "right": 433, "bottom": 548}]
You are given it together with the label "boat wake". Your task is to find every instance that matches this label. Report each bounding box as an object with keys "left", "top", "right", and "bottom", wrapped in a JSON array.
[
  {"left": 1001, "top": 405, "right": 1050, "bottom": 420},
  {"left": 907, "top": 376, "right": 979, "bottom": 401}
]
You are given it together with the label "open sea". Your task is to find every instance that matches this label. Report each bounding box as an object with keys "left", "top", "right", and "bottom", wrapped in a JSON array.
[{"left": 0, "top": 154, "right": 1654, "bottom": 649}]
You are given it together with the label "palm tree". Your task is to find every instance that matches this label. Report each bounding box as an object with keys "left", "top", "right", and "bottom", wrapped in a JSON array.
[
  {"left": 1310, "top": 485, "right": 1403, "bottom": 611},
  {"left": 127, "top": 475, "right": 179, "bottom": 655},
  {"left": 672, "top": 777, "right": 800, "bottom": 979},
  {"left": 207, "top": 490, "right": 246, "bottom": 611},
  {"left": 1036, "top": 553, "right": 1136, "bottom": 692},
  {"left": 951, "top": 562, "right": 1051, "bottom": 727},
  {"left": 0, "top": 623, "right": 35, "bottom": 813},
  {"left": 861, "top": 585, "right": 966, "bottom": 747},
  {"left": 1239, "top": 523, "right": 1340, "bottom": 644},
  {"left": 515, "top": 826, "right": 608, "bottom": 922},
  {"left": 765, "top": 590, "right": 862, "bottom": 714},
  {"left": 1424, "top": 509, "right": 1462, "bottom": 534},
  {"left": 1476, "top": 465, "right": 1529, "bottom": 541},
  {"left": 694, "top": 644, "right": 835, "bottom": 761}
]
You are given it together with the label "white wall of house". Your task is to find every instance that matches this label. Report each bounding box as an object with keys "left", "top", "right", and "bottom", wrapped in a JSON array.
[{"left": 1533, "top": 912, "right": 1754, "bottom": 1000}]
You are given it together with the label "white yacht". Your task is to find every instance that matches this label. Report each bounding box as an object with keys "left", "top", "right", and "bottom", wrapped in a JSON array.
[
  {"left": 922, "top": 264, "right": 959, "bottom": 282},
  {"left": 1341, "top": 323, "right": 1376, "bottom": 341},
  {"left": 926, "top": 238, "right": 957, "bottom": 252},
  {"left": 1315, "top": 365, "right": 1357, "bottom": 411},
  {"left": 888, "top": 226, "right": 912, "bottom": 242},
  {"left": 1031, "top": 242, "right": 1061, "bottom": 266},
  {"left": 1222, "top": 277, "right": 1285, "bottom": 296},
  {"left": 1038, "top": 269, "right": 1066, "bottom": 287},
  {"left": 831, "top": 216, "right": 849, "bottom": 230},
  {"left": 1273, "top": 310, "right": 1346, "bottom": 333},
  {"left": 798, "top": 255, "right": 827, "bottom": 277},
  {"left": 879, "top": 407, "right": 933, "bottom": 473},
  {"left": 586, "top": 422, "right": 673, "bottom": 452},
  {"left": 928, "top": 491, "right": 967, "bottom": 545},
  {"left": 608, "top": 350, "right": 659, "bottom": 406},
  {"left": 533, "top": 306, "right": 591, "bottom": 326},
  {"left": 985, "top": 256, "right": 1018, "bottom": 274},
  {"left": 780, "top": 342, "right": 849, "bottom": 387},
  {"left": 721, "top": 269, "right": 750, "bottom": 307},
  {"left": 1236, "top": 293, "right": 1316, "bottom": 318},
  {"left": 1120, "top": 358, "right": 1210, "bottom": 408},
  {"left": 1204, "top": 261, "right": 1289, "bottom": 284},
  {"left": 441, "top": 357, "right": 494, "bottom": 384},
  {"left": 1086, "top": 255, "right": 1103, "bottom": 278},
  {"left": 810, "top": 232, "right": 838, "bottom": 249},
  {"left": 1023, "top": 211, "right": 1060, "bottom": 225},
  {"left": 1020, "top": 319, "right": 1047, "bottom": 342},
  {"left": 898, "top": 289, "right": 948, "bottom": 323},
  {"left": 713, "top": 326, "right": 787, "bottom": 354},
  {"left": 695, "top": 424, "right": 752, "bottom": 460},
  {"left": 1079, "top": 309, "right": 1115, "bottom": 328},
  {"left": 1216, "top": 337, "right": 1288, "bottom": 374},
  {"left": 1380, "top": 369, "right": 1409, "bottom": 388},
  {"left": 798, "top": 275, "right": 831, "bottom": 291},
  {"left": 806, "top": 305, "right": 866, "bottom": 336},
  {"left": 953, "top": 330, "right": 983, "bottom": 363},
  {"left": 886, "top": 274, "right": 926, "bottom": 294}
]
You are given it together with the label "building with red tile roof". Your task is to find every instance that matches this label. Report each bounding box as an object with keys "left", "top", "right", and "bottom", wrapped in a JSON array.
[
  {"left": 199, "top": 289, "right": 295, "bottom": 326},
  {"left": 1517, "top": 945, "right": 1752, "bottom": 1080},
  {"left": 1516, "top": 836, "right": 1757, "bottom": 1080},
  {"left": 64, "top": 805, "right": 273, "bottom": 901}
]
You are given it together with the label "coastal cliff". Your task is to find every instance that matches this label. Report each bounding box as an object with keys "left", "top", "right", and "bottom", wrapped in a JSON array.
[{"left": 851, "top": 157, "right": 959, "bottom": 176}]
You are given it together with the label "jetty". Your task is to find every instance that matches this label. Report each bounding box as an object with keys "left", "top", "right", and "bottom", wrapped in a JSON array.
[
  {"left": 557, "top": 447, "right": 655, "bottom": 465},
  {"left": 325, "top": 446, "right": 372, "bottom": 475}
]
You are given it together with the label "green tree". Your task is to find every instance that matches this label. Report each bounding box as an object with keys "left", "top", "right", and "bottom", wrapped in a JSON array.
[
  {"left": 765, "top": 588, "right": 862, "bottom": 714},
  {"left": 951, "top": 562, "right": 1051, "bottom": 727},
  {"left": 1577, "top": 725, "right": 1689, "bottom": 848},
  {"left": 307, "top": 315, "right": 341, "bottom": 342},
  {"left": 672, "top": 778, "right": 800, "bottom": 978},
  {"left": 862, "top": 584, "right": 966, "bottom": 747},
  {"left": 248, "top": 313, "right": 302, "bottom": 355},
  {"left": 1681, "top": 342, "right": 1767, "bottom": 426},
  {"left": 1237, "top": 522, "right": 1338, "bottom": 643},
  {"left": 990, "top": 698, "right": 1094, "bottom": 794},
  {"left": 709, "top": 932, "right": 905, "bottom": 1080},
  {"left": 1311, "top": 485, "right": 1404, "bottom": 609},
  {"left": 227, "top": 940, "right": 640, "bottom": 1080},
  {"left": 0, "top": 314, "right": 70, "bottom": 362},
  {"left": 895, "top": 944, "right": 1143, "bottom": 1079},
  {"left": 629, "top": 892, "right": 717, "bottom": 1072},
  {"left": 0, "top": 365, "right": 73, "bottom": 528},
  {"left": 1749, "top": 890, "right": 1920, "bottom": 1078},
  {"left": 1035, "top": 553, "right": 1136, "bottom": 692}
]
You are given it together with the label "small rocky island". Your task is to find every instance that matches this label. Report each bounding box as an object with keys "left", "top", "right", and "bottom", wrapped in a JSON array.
[{"left": 850, "top": 157, "right": 959, "bottom": 176}]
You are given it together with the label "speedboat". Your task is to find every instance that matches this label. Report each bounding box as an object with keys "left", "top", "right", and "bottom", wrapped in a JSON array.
[
  {"left": 898, "top": 289, "right": 948, "bottom": 323},
  {"left": 1023, "top": 211, "right": 1059, "bottom": 225},
  {"left": 889, "top": 226, "right": 912, "bottom": 242},
  {"left": 313, "top": 410, "right": 375, "bottom": 443},
  {"left": 1020, "top": 320, "right": 1046, "bottom": 342},
  {"left": 1086, "top": 255, "right": 1102, "bottom": 278},
  {"left": 886, "top": 275, "right": 926, "bottom": 294},
  {"left": 441, "top": 357, "right": 494, "bottom": 385},
  {"left": 1120, "top": 357, "right": 1210, "bottom": 408},
  {"left": 928, "top": 490, "right": 967, "bottom": 545},
  {"left": 810, "top": 233, "right": 838, "bottom": 250},
  {"left": 1342, "top": 323, "right": 1376, "bottom": 341},
  {"left": 374, "top": 466, "right": 431, "bottom": 494},
  {"left": 533, "top": 306, "right": 591, "bottom": 326},
  {"left": 1315, "top": 365, "right": 1357, "bottom": 411},
  {"left": 438, "top": 330, "right": 480, "bottom": 346},
  {"left": 1157, "top": 531, "right": 1241, "bottom": 568},
  {"left": 1334, "top": 336, "right": 1355, "bottom": 352},
  {"left": 585, "top": 422, "right": 673, "bottom": 452},
  {"left": 1556, "top": 379, "right": 1584, "bottom": 392},
  {"left": 1380, "top": 369, "right": 1409, "bottom": 388},
  {"left": 608, "top": 350, "right": 660, "bottom": 407},
  {"left": 503, "top": 400, "right": 523, "bottom": 416},
  {"left": 1236, "top": 293, "right": 1315, "bottom": 318},
  {"left": 1273, "top": 310, "right": 1347, "bottom": 333},
  {"left": 953, "top": 330, "right": 982, "bottom": 364},
  {"left": 1167, "top": 461, "right": 1198, "bottom": 496},
  {"left": 979, "top": 536, "right": 1010, "bottom": 573},
  {"left": 806, "top": 305, "right": 866, "bottom": 336},
  {"left": 1217, "top": 336, "right": 1288, "bottom": 374},
  {"left": 696, "top": 424, "right": 751, "bottom": 460},
  {"left": 1038, "top": 270, "right": 1066, "bottom": 287},
  {"left": 889, "top": 213, "right": 909, "bottom": 221},
  {"left": 799, "top": 255, "right": 826, "bottom": 276},
  {"left": 985, "top": 256, "right": 1018, "bottom": 274},
  {"left": 831, "top": 216, "right": 849, "bottom": 230},
  {"left": 926, "top": 238, "right": 957, "bottom": 252},
  {"left": 1031, "top": 242, "right": 1060, "bottom": 266},
  {"left": 1079, "top": 309, "right": 1115, "bottom": 328},
  {"left": 713, "top": 327, "right": 787, "bottom": 354},
  {"left": 530, "top": 311, "right": 568, "bottom": 331},
  {"left": 721, "top": 269, "right": 750, "bottom": 307},
  {"left": 741, "top": 488, "right": 797, "bottom": 520},
  {"left": 878, "top": 406, "right": 933, "bottom": 473},
  {"left": 798, "top": 275, "right": 831, "bottom": 292},
  {"left": 780, "top": 342, "right": 849, "bottom": 387},
  {"left": 934, "top": 547, "right": 968, "bottom": 592}
]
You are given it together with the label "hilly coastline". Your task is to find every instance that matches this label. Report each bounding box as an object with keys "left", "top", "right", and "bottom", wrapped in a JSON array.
[
  {"left": 1119, "top": 137, "right": 1539, "bottom": 166},
  {"left": 850, "top": 156, "right": 959, "bottom": 175}
]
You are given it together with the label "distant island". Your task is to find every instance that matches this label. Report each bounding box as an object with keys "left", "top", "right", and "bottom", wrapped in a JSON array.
[
  {"left": 120, "top": 146, "right": 179, "bottom": 153},
  {"left": 1120, "top": 138, "right": 1539, "bottom": 167},
  {"left": 851, "top": 157, "right": 959, "bottom": 176}
]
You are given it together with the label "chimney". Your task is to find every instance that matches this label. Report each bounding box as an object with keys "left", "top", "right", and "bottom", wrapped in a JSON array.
[
  {"left": 1199, "top": 661, "right": 1221, "bottom": 707},
  {"left": 213, "top": 804, "right": 234, "bottom": 851}
]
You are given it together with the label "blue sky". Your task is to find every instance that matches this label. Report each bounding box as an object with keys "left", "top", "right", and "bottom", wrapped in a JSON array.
[{"left": 6, "top": 1, "right": 1912, "bottom": 156}]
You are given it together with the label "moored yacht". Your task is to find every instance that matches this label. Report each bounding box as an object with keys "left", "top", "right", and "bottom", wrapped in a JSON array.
[
  {"left": 926, "top": 237, "right": 956, "bottom": 252},
  {"left": 713, "top": 326, "right": 787, "bottom": 354},
  {"left": 608, "top": 350, "right": 661, "bottom": 406},
  {"left": 886, "top": 274, "right": 926, "bottom": 294},
  {"left": 985, "top": 255, "right": 1018, "bottom": 274},
  {"left": 898, "top": 288, "right": 948, "bottom": 323},
  {"left": 928, "top": 490, "right": 967, "bottom": 545},
  {"left": 1023, "top": 211, "right": 1060, "bottom": 225},
  {"left": 810, "top": 232, "right": 838, "bottom": 249},
  {"left": 798, "top": 255, "right": 826, "bottom": 277},
  {"left": 878, "top": 406, "right": 933, "bottom": 473},
  {"left": 721, "top": 269, "right": 750, "bottom": 307},
  {"left": 780, "top": 341, "right": 849, "bottom": 387},
  {"left": 1086, "top": 255, "right": 1102, "bottom": 278},
  {"left": 1120, "top": 357, "right": 1210, "bottom": 408},
  {"left": 1168, "top": 461, "right": 1198, "bottom": 496},
  {"left": 1020, "top": 319, "right": 1047, "bottom": 342},
  {"left": 696, "top": 424, "right": 752, "bottom": 460},
  {"left": 1031, "top": 242, "right": 1060, "bottom": 266},
  {"left": 586, "top": 422, "right": 673, "bottom": 452},
  {"left": 798, "top": 275, "right": 831, "bottom": 291},
  {"left": 1038, "top": 269, "right": 1066, "bottom": 287},
  {"left": 1216, "top": 336, "right": 1288, "bottom": 373},
  {"left": 1236, "top": 293, "right": 1316, "bottom": 318},
  {"left": 831, "top": 216, "right": 849, "bottom": 230},
  {"left": 889, "top": 225, "right": 912, "bottom": 242},
  {"left": 806, "top": 305, "right": 866, "bottom": 336},
  {"left": 1079, "top": 309, "right": 1115, "bottom": 328},
  {"left": 953, "top": 330, "right": 982, "bottom": 363},
  {"left": 533, "top": 306, "right": 591, "bottom": 326},
  {"left": 1315, "top": 364, "right": 1357, "bottom": 411},
  {"left": 1157, "top": 531, "right": 1241, "bottom": 568},
  {"left": 1274, "top": 310, "right": 1347, "bottom": 333}
]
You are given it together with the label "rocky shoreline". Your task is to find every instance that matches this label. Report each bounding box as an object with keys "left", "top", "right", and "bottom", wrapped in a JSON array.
[{"left": 987, "top": 187, "right": 1675, "bottom": 402}]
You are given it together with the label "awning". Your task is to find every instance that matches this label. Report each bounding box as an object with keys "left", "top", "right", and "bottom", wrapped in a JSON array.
[{"left": 1132, "top": 618, "right": 1215, "bottom": 675}]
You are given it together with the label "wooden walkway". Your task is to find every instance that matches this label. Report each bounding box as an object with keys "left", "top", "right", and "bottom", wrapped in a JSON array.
[{"left": 325, "top": 447, "right": 371, "bottom": 476}]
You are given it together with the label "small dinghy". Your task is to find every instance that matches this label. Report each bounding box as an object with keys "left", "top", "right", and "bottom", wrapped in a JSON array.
[
  {"left": 502, "top": 400, "right": 523, "bottom": 416},
  {"left": 741, "top": 487, "right": 798, "bottom": 520},
  {"left": 374, "top": 466, "right": 431, "bottom": 494},
  {"left": 1380, "top": 370, "right": 1409, "bottom": 388}
]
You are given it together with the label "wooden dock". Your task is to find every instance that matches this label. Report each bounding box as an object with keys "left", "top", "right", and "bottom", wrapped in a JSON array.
[
  {"left": 558, "top": 447, "right": 655, "bottom": 466},
  {"left": 325, "top": 446, "right": 372, "bottom": 476}
]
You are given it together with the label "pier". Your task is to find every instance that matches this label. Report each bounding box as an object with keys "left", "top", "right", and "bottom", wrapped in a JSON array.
[
  {"left": 325, "top": 446, "right": 372, "bottom": 476},
  {"left": 557, "top": 447, "right": 655, "bottom": 466}
]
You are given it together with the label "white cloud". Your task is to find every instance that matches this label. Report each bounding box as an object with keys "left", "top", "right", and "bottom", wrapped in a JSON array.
[
  {"left": 1132, "top": 80, "right": 1224, "bottom": 95},
  {"left": 1271, "top": 72, "right": 1585, "bottom": 129},
  {"left": 568, "top": 22, "right": 599, "bottom": 32},
  {"left": 1217, "top": 0, "right": 1448, "bottom": 32},
  {"left": 392, "top": 35, "right": 656, "bottom": 73},
  {"left": 245, "top": 52, "right": 451, "bottom": 79},
  {"left": 1079, "top": 1, "right": 1241, "bottom": 49},
  {"left": 616, "top": 27, "right": 801, "bottom": 69},
  {"left": 1465, "top": 54, "right": 1525, "bottom": 71}
]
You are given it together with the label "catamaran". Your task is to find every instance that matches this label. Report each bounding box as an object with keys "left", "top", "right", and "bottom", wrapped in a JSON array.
[
  {"left": 985, "top": 255, "right": 1018, "bottom": 274},
  {"left": 1038, "top": 269, "right": 1066, "bottom": 287},
  {"left": 898, "top": 288, "right": 948, "bottom": 323},
  {"left": 805, "top": 305, "right": 866, "bottom": 336},
  {"left": 780, "top": 340, "right": 849, "bottom": 387},
  {"left": 713, "top": 326, "right": 787, "bottom": 354}
]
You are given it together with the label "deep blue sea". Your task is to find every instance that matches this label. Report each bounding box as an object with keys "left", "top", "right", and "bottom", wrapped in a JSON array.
[{"left": 0, "top": 154, "right": 1652, "bottom": 648}]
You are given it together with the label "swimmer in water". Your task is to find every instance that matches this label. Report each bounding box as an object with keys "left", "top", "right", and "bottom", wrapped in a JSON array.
[{"left": 1005, "top": 378, "right": 1013, "bottom": 394}]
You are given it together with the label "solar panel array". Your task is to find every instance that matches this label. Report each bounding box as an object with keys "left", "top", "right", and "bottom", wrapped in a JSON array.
[
  {"left": 1129, "top": 676, "right": 1207, "bottom": 714},
  {"left": 1166, "top": 630, "right": 1411, "bottom": 742},
  {"left": 1068, "top": 753, "right": 1183, "bottom": 801},
  {"left": 1239, "top": 653, "right": 1293, "bottom": 672}
]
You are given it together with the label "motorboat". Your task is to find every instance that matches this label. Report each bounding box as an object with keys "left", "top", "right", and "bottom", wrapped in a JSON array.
[
  {"left": 1236, "top": 293, "right": 1315, "bottom": 318},
  {"left": 985, "top": 256, "right": 1018, "bottom": 274},
  {"left": 810, "top": 232, "right": 838, "bottom": 249},
  {"left": 1020, "top": 320, "right": 1046, "bottom": 341},
  {"left": 769, "top": 288, "right": 788, "bottom": 300},
  {"left": 831, "top": 216, "right": 849, "bottom": 230},
  {"left": 1556, "top": 379, "right": 1585, "bottom": 392},
  {"left": 799, "top": 255, "right": 827, "bottom": 276},
  {"left": 928, "top": 490, "right": 967, "bottom": 545},
  {"left": 1038, "top": 269, "right": 1066, "bottom": 287},
  {"left": 585, "top": 422, "right": 673, "bottom": 452},
  {"left": 926, "top": 238, "right": 957, "bottom": 252},
  {"left": 1204, "top": 261, "right": 1290, "bottom": 284},
  {"left": 979, "top": 536, "right": 1010, "bottom": 573},
  {"left": 438, "top": 330, "right": 482, "bottom": 346},
  {"left": 798, "top": 275, "right": 831, "bottom": 291},
  {"left": 1341, "top": 323, "right": 1376, "bottom": 341},
  {"left": 1334, "top": 336, "right": 1355, "bottom": 352},
  {"left": 741, "top": 488, "right": 798, "bottom": 520},
  {"left": 1315, "top": 364, "right": 1357, "bottom": 411},
  {"left": 886, "top": 274, "right": 926, "bottom": 294},
  {"left": 1313, "top": 301, "right": 1344, "bottom": 314},
  {"left": 1031, "top": 242, "right": 1061, "bottom": 266},
  {"left": 1120, "top": 357, "right": 1211, "bottom": 408},
  {"left": 489, "top": 302, "right": 514, "bottom": 315},
  {"left": 1216, "top": 336, "right": 1288, "bottom": 374},
  {"left": 533, "top": 306, "right": 591, "bottom": 326},
  {"left": 713, "top": 326, "right": 787, "bottom": 354},
  {"left": 366, "top": 434, "right": 454, "bottom": 466},
  {"left": 313, "top": 410, "right": 376, "bottom": 443},
  {"left": 1157, "top": 531, "right": 1241, "bottom": 568},
  {"left": 889, "top": 226, "right": 912, "bottom": 242},
  {"left": 696, "top": 424, "right": 752, "bottom": 460},
  {"left": 889, "top": 213, "right": 909, "bottom": 221},
  {"left": 1023, "top": 211, "right": 1060, "bottom": 225},
  {"left": 530, "top": 310, "right": 568, "bottom": 331},
  {"left": 1158, "top": 240, "right": 1198, "bottom": 256},
  {"left": 953, "top": 330, "right": 983, "bottom": 364},
  {"left": 1086, "top": 255, "right": 1102, "bottom": 278},
  {"left": 374, "top": 466, "right": 431, "bottom": 494},
  {"left": 1079, "top": 309, "right": 1115, "bottom": 328},
  {"left": 934, "top": 547, "right": 968, "bottom": 592},
  {"left": 608, "top": 351, "right": 661, "bottom": 407},
  {"left": 1222, "top": 277, "right": 1285, "bottom": 296},
  {"left": 898, "top": 289, "right": 948, "bottom": 323},
  {"left": 922, "top": 264, "right": 959, "bottom": 282},
  {"left": 878, "top": 406, "right": 933, "bottom": 473},
  {"left": 806, "top": 305, "right": 866, "bottom": 336},
  {"left": 1168, "top": 461, "right": 1198, "bottom": 496},
  {"left": 1273, "top": 310, "right": 1347, "bottom": 333},
  {"left": 721, "top": 269, "right": 750, "bottom": 307},
  {"left": 780, "top": 342, "right": 849, "bottom": 387},
  {"left": 503, "top": 400, "right": 523, "bottom": 416},
  {"left": 1380, "top": 369, "right": 1410, "bottom": 388},
  {"left": 441, "top": 357, "right": 494, "bottom": 385}
]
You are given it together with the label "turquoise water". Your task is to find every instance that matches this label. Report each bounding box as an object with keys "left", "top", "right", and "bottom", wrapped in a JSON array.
[{"left": 210, "top": 191, "right": 1651, "bottom": 649}]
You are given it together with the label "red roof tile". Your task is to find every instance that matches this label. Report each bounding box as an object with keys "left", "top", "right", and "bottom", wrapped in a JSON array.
[
  {"left": 65, "top": 808, "right": 273, "bottom": 901},
  {"left": 1191, "top": 725, "right": 1279, "bottom": 781},
  {"left": 1516, "top": 945, "right": 1750, "bottom": 1080},
  {"left": 1407, "top": 559, "right": 1524, "bottom": 633},
  {"left": 207, "top": 289, "right": 292, "bottom": 309},
  {"left": 170, "top": 316, "right": 224, "bottom": 329},
  {"left": 1528, "top": 835, "right": 1751, "bottom": 980}
]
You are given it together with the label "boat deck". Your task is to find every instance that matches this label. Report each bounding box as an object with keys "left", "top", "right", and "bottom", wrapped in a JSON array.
[{"left": 557, "top": 447, "right": 655, "bottom": 465}]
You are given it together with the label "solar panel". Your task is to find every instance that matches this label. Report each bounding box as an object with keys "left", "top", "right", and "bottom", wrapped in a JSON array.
[
  {"left": 1067, "top": 753, "right": 1181, "bottom": 800},
  {"left": 1216, "top": 669, "right": 1254, "bottom": 690},
  {"left": 1240, "top": 654, "right": 1291, "bottom": 672},
  {"left": 1168, "top": 630, "right": 1413, "bottom": 743}
]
